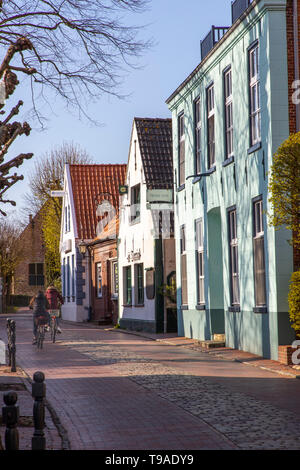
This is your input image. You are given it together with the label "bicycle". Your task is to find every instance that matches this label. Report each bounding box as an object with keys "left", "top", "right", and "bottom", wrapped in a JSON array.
[
  {"left": 35, "top": 316, "right": 48, "bottom": 350},
  {"left": 49, "top": 309, "right": 60, "bottom": 343}
]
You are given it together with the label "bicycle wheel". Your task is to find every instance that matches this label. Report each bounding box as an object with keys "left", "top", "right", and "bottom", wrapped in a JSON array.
[
  {"left": 50, "top": 317, "right": 57, "bottom": 343},
  {"left": 37, "top": 325, "right": 45, "bottom": 349}
]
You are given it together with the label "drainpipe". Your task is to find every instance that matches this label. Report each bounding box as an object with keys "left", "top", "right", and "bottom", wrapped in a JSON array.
[{"left": 294, "top": 0, "right": 300, "bottom": 131}]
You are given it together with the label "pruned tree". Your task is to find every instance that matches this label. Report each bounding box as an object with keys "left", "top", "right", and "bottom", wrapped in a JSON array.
[
  {"left": 268, "top": 132, "right": 300, "bottom": 250},
  {"left": 25, "top": 141, "right": 93, "bottom": 287},
  {"left": 268, "top": 132, "right": 300, "bottom": 337},
  {"left": 0, "top": 218, "right": 24, "bottom": 311},
  {"left": 0, "top": 0, "right": 150, "bottom": 214},
  {"left": 0, "top": 37, "right": 34, "bottom": 215}
]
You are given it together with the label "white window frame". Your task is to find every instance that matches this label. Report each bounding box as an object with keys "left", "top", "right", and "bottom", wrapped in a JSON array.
[
  {"left": 253, "top": 198, "right": 266, "bottom": 307},
  {"left": 178, "top": 112, "right": 185, "bottom": 186},
  {"left": 228, "top": 209, "right": 240, "bottom": 306},
  {"left": 111, "top": 260, "right": 118, "bottom": 297},
  {"left": 96, "top": 262, "right": 103, "bottom": 298},
  {"left": 224, "top": 68, "right": 233, "bottom": 159},
  {"left": 62, "top": 258, "right": 65, "bottom": 298},
  {"left": 180, "top": 225, "right": 188, "bottom": 306},
  {"left": 66, "top": 256, "right": 70, "bottom": 301},
  {"left": 249, "top": 44, "right": 261, "bottom": 146},
  {"left": 194, "top": 98, "right": 201, "bottom": 174},
  {"left": 130, "top": 183, "right": 141, "bottom": 223},
  {"left": 71, "top": 254, "right": 76, "bottom": 302},
  {"left": 195, "top": 219, "right": 205, "bottom": 305},
  {"left": 207, "top": 84, "right": 215, "bottom": 169}
]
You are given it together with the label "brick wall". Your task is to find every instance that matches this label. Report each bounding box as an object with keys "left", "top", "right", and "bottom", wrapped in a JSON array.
[
  {"left": 278, "top": 344, "right": 300, "bottom": 365},
  {"left": 286, "top": 0, "right": 300, "bottom": 270},
  {"left": 13, "top": 212, "right": 46, "bottom": 297}
]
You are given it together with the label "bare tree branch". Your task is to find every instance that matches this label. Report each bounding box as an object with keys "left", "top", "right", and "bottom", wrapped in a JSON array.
[{"left": 0, "top": 0, "right": 151, "bottom": 121}]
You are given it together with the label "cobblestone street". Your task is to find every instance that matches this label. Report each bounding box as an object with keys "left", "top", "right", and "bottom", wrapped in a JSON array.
[{"left": 1, "top": 312, "right": 300, "bottom": 451}]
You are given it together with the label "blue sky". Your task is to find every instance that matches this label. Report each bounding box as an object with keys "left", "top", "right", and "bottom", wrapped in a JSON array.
[{"left": 5, "top": 0, "right": 232, "bottom": 219}]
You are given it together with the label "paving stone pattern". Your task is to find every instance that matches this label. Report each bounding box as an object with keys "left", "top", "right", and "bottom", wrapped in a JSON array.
[{"left": 60, "top": 339, "right": 300, "bottom": 450}]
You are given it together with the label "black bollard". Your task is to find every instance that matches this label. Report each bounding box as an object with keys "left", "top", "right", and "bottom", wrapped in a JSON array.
[
  {"left": 31, "top": 371, "right": 46, "bottom": 450},
  {"left": 7, "top": 319, "right": 16, "bottom": 372},
  {"left": 6, "top": 319, "right": 11, "bottom": 366},
  {"left": 2, "top": 391, "right": 19, "bottom": 450}
]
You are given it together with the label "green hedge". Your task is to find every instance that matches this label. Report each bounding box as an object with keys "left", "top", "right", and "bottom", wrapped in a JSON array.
[{"left": 8, "top": 295, "right": 31, "bottom": 307}]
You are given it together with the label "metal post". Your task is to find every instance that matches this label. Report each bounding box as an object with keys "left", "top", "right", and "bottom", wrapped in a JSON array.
[
  {"left": 31, "top": 371, "right": 46, "bottom": 450},
  {"left": 6, "top": 319, "right": 11, "bottom": 366},
  {"left": 2, "top": 391, "right": 19, "bottom": 450},
  {"left": 6, "top": 319, "right": 16, "bottom": 372}
]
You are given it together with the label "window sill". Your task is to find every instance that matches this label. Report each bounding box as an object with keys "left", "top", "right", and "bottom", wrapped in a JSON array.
[
  {"left": 207, "top": 165, "right": 216, "bottom": 174},
  {"left": 222, "top": 156, "right": 234, "bottom": 167},
  {"left": 228, "top": 306, "right": 240, "bottom": 312},
  {"left": 177, "top": 184, "right": 185, "bottom": 192},
  {"left": 196, "top": 304, "right": 206, "bottom": 310},
  {"left": 130, "top": 218, "right": 141, "bottom": 226},
  {"left": 247, "top": 142, "right": 261, "bottom": 155},
  {"left": 253, "top": 306, "right": 268, "bottom": 314},
  {"left": 192, "top": 166, "right": 216, "bottom": 184},
  {"left": 181, "top": 305, "right": 189, "bottom": 310}
]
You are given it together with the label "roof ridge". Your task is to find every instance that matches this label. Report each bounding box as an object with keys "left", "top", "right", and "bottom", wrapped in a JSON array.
[
  {"left": 69, "top": 163, "right": 126, "bottom": 167},
  {"left": 134, "top": 117, "right": 171, "bottom": 121}
]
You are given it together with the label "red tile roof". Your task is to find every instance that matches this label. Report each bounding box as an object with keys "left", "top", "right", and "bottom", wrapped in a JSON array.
[{"left": 69, "top": 164, "right": 126, "bottom": 240}]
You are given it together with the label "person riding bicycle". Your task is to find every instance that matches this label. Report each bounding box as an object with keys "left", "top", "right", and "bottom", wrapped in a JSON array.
[
  {"left": 29, "top": 291, "right": 51, "bottom": 345},
  {"left": 45, "top": 285, "right": 63, "bottom": 333}
]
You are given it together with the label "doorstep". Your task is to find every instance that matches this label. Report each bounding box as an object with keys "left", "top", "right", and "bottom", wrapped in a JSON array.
[{"left": 198, "top": 340, "right": 226, "bottom": 349}]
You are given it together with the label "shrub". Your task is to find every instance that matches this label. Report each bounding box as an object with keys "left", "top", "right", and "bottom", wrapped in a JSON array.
[{"left": 288, "top": 271, "right": 300, "bottom": 337}]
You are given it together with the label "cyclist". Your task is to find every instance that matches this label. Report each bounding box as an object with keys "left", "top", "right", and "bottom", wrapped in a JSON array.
[
  {"left": 29, "top": 291, "right": 51, "bottom": 345},
  {"left": 45, "top": 285, "right": 64, "bottom": 333}
]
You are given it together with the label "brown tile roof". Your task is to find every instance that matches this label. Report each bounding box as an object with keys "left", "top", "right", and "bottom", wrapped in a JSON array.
[
  {"left": 134, "top": 118, "right": 173, "bottom": 189},
  {"left": 69, "top": 164, "right": 126, "bottom": 240}
]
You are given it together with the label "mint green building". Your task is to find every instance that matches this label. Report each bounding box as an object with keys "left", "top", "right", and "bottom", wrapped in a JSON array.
[{"left": 166, "top": 0, "right": 297, "bottom": 360}]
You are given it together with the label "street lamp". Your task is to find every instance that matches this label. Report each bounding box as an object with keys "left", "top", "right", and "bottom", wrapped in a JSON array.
[{"left": 78, "top": 241, "right": 87, "bottom": 256}]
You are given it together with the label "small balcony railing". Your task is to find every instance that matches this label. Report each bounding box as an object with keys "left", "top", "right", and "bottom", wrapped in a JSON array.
[
  {"left": 200, "top": 26, "right": 230, "bottom": 61},
  {"left": 231, "top": 0, "right": 252, "bottom": 24}
]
